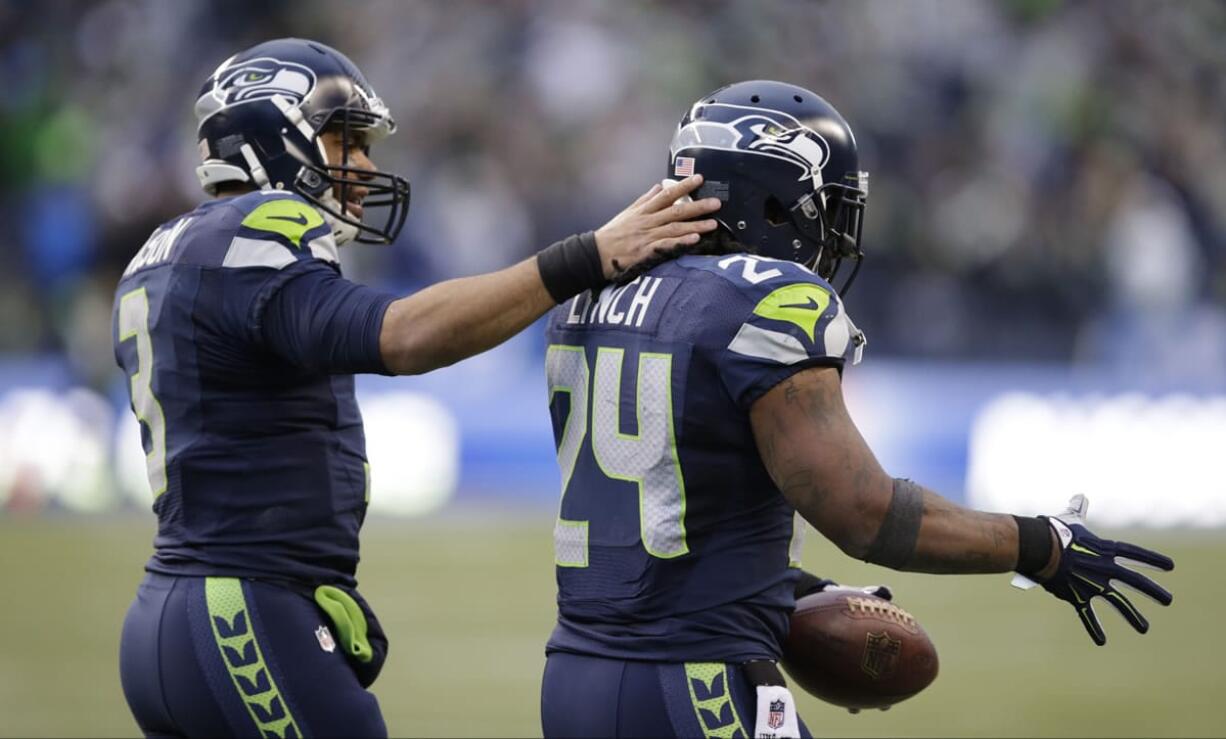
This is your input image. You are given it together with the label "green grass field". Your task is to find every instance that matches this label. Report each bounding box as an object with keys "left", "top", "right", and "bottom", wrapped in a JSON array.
[{"left": 0, "top": 514, "right": 1221, "bottom": 738}]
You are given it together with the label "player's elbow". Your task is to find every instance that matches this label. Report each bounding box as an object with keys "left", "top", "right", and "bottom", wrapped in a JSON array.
[
  {"left": 830, "top": 522, "right": 878, "bottom": 561},
  {"left": 381, "top": 343, "right": 429, "bottom": 376},
  {"left": 810, "top": 484, "right": 894, "bottom": 561},
  {"left": 381, "top": 333, "right": 459, "bottom": 376},
  {"left": 771, "top": 460, "right": 893, "bottom": 561},
  {"left": 821, "top": 516, "right": 878, "bottom": 562}
]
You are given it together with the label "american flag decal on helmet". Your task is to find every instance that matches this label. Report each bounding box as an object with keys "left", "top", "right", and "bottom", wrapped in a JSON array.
[{"left": 673, "top": 156, "right": 695, "bottom": 177}]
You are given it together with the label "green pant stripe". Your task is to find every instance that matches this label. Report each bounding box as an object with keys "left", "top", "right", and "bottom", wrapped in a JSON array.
[
  {"left": 205, "top": 577, "right": 301, "bottom": 738},
  {"left": 684, "top": 662, "right": 747, "bottom": 739}
]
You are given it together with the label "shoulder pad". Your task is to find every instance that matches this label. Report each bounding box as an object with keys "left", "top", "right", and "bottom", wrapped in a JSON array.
[
  {"left": 677, "top": 253, "right": 865, "bottom": 365},
  {"left": 230, "top": 192, "right": 324, "bottom": 247},
  {"left": 220, "top": 192, "right": 337, "bottom": 269}
]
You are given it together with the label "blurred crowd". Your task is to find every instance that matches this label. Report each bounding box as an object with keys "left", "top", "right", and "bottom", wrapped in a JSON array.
[{"left": 2, "top": 0, "right": 1224, "bottom": 389}]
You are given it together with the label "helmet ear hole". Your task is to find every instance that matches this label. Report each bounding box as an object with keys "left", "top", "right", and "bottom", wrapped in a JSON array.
[{"left": 764, "top": 196, "right": 789, "bottom": 226}]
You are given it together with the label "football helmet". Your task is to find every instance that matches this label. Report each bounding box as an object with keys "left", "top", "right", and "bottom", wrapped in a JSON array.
[
  {"left": 194, "top": 38, "right": 410, "bottom": 245},
  {"left": 669, "top": 81, "right": 868, "bottom": 294}
]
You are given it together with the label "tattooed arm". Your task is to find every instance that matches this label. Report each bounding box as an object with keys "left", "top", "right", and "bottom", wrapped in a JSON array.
[{"left": 750, "top": 366, "right": 1058, "bottom": 576}]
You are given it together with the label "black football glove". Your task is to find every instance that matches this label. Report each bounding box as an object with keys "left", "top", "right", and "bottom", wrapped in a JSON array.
[
  {"left": 1013, "top": 495, "right": 1174, "bottom": 646},
  {"left": 794, "top": 570, "right": 893, "bottom": 602}
]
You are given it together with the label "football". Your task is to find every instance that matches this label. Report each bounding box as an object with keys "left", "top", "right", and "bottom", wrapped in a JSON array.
[{"left": 781, "top": 590, "right": 939, "bottom": 711}]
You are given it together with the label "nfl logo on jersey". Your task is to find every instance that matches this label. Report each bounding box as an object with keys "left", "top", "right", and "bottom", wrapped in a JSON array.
[
  {"left": 768, "top": 699, "right": 785, "bottom": 730},
  {"left": 315, "top": 625, "right": 336, "bottom": 653}
]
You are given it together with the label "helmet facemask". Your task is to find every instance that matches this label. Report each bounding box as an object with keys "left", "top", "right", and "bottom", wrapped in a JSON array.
[
  {"left": 802, "top": 174, "right": 868, "bottom": 296},
  {"left": 293, "top": 107, "right": 411, "bottom": 246},
  {"left": 751, "top": 172, "right": 868, "bottom": 296}
]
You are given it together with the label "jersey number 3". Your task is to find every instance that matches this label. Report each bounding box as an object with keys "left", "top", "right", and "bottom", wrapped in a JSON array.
[
  {"left": 547, "top": 345, "right": 688, "bottom": 567},
  {"left": 118, "top": 287, "right": 168, "bottom": 498}
]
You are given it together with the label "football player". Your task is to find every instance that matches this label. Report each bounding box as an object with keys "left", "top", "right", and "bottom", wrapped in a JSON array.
[
  {"left": 113, "top": 38, "right": 720, "bottom": 738},
  {"left": 538, "top": 80, "right": 1175, "bottom": 738}
]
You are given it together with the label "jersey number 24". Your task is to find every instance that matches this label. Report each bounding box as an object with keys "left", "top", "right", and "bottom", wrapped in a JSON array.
[{"left": 547, "top": 345, "right": 688, "bottom": 567}]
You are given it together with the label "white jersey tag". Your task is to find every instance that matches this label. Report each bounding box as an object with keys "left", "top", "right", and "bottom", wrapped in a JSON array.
[{"left": 753, "top": 684, "right": 800, "bottom": 738}]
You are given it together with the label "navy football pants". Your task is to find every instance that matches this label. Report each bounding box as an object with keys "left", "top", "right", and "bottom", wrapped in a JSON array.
[
  {"left": 541, "top": 652, "right": 813, "bottom": 738},
  {"left": 119, "top": 574, "right": 385, "bottom": 738}
]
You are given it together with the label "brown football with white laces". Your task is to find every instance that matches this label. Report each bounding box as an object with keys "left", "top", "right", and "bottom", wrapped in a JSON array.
[{"left": 781, "top": 591, "right": 939, "bottom": 710}]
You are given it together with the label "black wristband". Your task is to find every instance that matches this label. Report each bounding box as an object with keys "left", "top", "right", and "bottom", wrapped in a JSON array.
[
  {"left": 1013, "top": 515, "right": 1054, "bottom": 577},
  {"left": 536, "top": 231, "right": 604, "bottom": 303}
]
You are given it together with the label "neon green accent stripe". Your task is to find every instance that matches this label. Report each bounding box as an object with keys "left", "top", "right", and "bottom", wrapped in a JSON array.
[
  {"left": 684, "top": 663, "right": 746, "bottom": 739},
  {"left": 1070, "top": 543, "right": 1100, "bottom": 557},
  {"left": 240, "top": 198, "right": 325, "bottom": 248},
  {"left": 205, "top": 578, "right": 301, "bottom": 738},
  {"left": 1077, "top": 606, "right": 1103, "bottom": 641},
  {"left": 752, "top": 283, "right": 831, "bottom": 341},
  {"left": 1072, "top": 572, "right": 1105, "bottom": 593},
  {"left": 1107, "top": 591, "right": 1141, "bottom": 621}
]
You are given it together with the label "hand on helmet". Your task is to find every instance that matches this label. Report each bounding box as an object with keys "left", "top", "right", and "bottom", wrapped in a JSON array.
[{"left": 594, "top": 175, "right": 720, "bottom": 282}]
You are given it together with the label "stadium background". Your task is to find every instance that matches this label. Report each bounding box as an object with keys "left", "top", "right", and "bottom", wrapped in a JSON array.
[{"left": 0, "top": 0, "right": 1223, "bottom": 736}]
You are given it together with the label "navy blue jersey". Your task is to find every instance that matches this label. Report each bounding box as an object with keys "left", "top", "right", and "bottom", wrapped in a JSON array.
[
  {"left": 113, "top": 191, "right": 395, "bottom": 587},
  {"left": 544, "top": 253, "right": 865, "bottom": 663}
]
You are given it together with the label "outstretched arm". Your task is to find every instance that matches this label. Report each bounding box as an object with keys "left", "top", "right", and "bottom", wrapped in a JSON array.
[
  {"left": 751, "top": 366, "right": 1174, "bottom": 645},
  {"left": 750, "top": 366, "right": 1056, "bottom": 575},
  {"left": 378, "top": 253, "right": 558, "bottom": 375},
  {"left": 380, "top": 176, "right": 720, "bottom": 375}
]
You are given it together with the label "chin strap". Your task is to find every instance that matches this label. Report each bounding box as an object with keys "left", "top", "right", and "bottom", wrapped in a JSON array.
[{"left": 239, "top": 144, "right": 271, "bottom": 189}]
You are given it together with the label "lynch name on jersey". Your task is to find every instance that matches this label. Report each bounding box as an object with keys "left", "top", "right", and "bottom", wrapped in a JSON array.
[{"left": 562, "top": 276, "right": 678, "bottom": 332}]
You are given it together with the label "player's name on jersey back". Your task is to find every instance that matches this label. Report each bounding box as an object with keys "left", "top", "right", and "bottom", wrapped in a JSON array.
[
  {"left": 562, "top": 276, "right": 677, "bottom": 332},
  {"left": 124, "top": 217, "right": 194, "bottom": 277}
]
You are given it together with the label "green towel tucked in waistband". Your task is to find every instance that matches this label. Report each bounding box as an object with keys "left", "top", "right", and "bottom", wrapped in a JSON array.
[{"left": 314, "top": 585, "right": 373, "bottom": 664}]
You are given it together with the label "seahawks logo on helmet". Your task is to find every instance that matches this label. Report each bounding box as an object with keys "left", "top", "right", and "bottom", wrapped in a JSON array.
[
  {"left": 736, "top": 115, "right": 830, "bottom": 185},
  {"left": 198, "top": 57, "right": 317, "bottom": 120},
  {"left": 217, "top": 58, "right": 315, "bottom": 104},
  {"left": 672, "top": 104, "right": 832, "bottom": 188}
]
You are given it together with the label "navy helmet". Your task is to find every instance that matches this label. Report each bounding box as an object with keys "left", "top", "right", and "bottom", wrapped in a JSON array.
[
  {"left": 194, "top": 38, "right": 410, "bottom": 244},
  {"left": 669, "top": 81, "right": 868, "bottom": 294}
]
